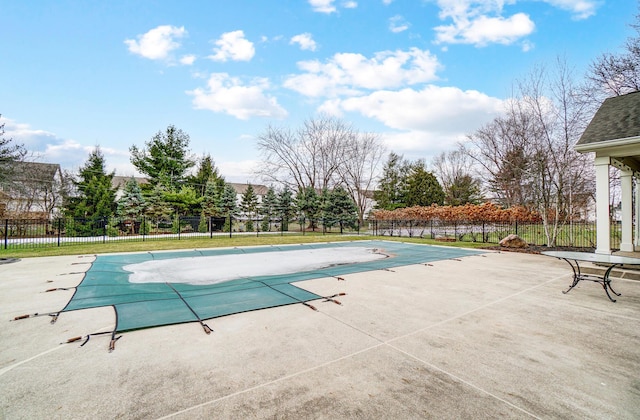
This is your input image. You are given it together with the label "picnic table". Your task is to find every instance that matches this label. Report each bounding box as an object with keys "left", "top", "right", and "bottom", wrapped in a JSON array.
[{"left": 541, "top": 251, "right": 640, "bottom": 302}]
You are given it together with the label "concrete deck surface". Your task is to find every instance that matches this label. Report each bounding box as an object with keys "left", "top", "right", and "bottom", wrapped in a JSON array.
[{"left": 1, "top": 246, "right": 639, "bottom": 419}]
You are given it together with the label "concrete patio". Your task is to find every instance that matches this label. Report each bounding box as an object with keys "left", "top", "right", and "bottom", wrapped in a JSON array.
[{"left": 1, "top": 246, "right": 639, "bottom": 419}]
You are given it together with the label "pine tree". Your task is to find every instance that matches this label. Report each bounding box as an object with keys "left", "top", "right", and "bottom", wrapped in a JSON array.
[
  {"left": 188, "top": 153, "right": 223, "bottom": 197},
  {"left": 323, "top": 186, "right": 358, "bottom": 233},
  {"left": 201, "top": 177, "right": 225, "bottom": 217},
  {"left": 259, "top": 187, "right": 277, "bottom": 231},
  {"left": 64, "top": 147, "right": 116, "bottom": 235},
  {"left": 373, "top": 152, "right": 410, "bottom": 210},
  {"left": 220, "top": 183, "right": 238, "bottom": 232},
  {"left": 240, "top": 184, "right": 259, "bottom": 232},
  {"left": 116, "top": 177, "right": 146, "bottom": 234},
  {"left": 276, "top": 187, "right": 295, "bottom": 231},
  {"left": 144, "top": 184, "right": 173, "bottom": 220},
  {"left": 130, "top": 125, "right": 195, "bottom": 190},
  {"left": 405, "top": 164, "right": 445, "bottom": 207},
  {"left": 295, "top": 186, "right": 320, "bottom": 231}
]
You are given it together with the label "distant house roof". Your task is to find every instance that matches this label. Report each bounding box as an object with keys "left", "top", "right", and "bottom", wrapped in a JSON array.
[
  {"left": 1, "top": 161, "right": 61, "bottom": 185},
  {"left": 576, "top": 91, "right": 640, "bottom": 148},
  {"left": 111, "top": 176, "right": 149, "bottom": 190},
  {"left": 229, "top": 182, "right": 269, "bottom": 196}
]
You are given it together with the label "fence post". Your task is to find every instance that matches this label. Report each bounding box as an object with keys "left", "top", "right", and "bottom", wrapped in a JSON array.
[
  {"left": 482, "top": 222, "right": 485, "bottom": 243},
  {"left": 57, "top": 218, "right": 62, "bottom": 247},
  {"left": 209, "top": 216, "right": 213, "bottom": 239},
  {"left": 142, "top": 216, "right": 146, "bottom": 241},
  {"left": 515, "top": 220, "right": 518, "bottom": 236},
  {"left": 3, "top": 219, "right": 7, "bottom": 249},
  {"left": 103, "top": 217, "right": 107, "bottom": 244},
  {"left": 229, "top": 215, "right": 233, "bottom": 238}
]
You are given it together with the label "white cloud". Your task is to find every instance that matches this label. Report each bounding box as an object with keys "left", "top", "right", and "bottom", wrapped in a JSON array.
[
  {"left": 284, "top": 47, "right": 441, "bottom": 97},
  {"left": 389, "top": 15, "right": 410, "bottom": 33},
  {"left": 435, "top": 12, "right": 535, "bottom": 46},
  {"left": 336, "top": 85, "right": 503, "bottom": 132},
  {"left": 432, "top": 0, "right": 597, "bottom": 46},
  {"left": 217, "top": 159, "right": 261, "bottom": 183},
  {"left": 124, "top": 25, "right": 187, "bottom": 60},
  {"left": 0, "top": 116, "right": 133, "bottom": 174},
  {"left": 342, "top": 1, "right": 358, "bottom": 8},
  {"left": 382, "top": 0, "right": 394, "bottom": 4},
  {"left": 209, "top": 30, "right": 255, "bottom": 62},
  {"left": 290, "top": 33, "right": 317, "bottom": 51},
  {"left": 318, "top": 85, "right": 503, "bottom": 156},
  {"left": 187, "top": 73, "right": 288, "bottom": 120},
  {"left": 542, "top": 0, "right": 599, "bottom": 20},
  {"left": 309, "top": 0, "right": 336, "bottom": 13},
  {"left": 180, "top": 54, "right": 196, "bottom": 65}
]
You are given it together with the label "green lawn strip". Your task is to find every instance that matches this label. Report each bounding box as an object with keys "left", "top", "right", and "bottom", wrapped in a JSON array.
[{"left": 0, "top": 234, "right": 487, "bottom": 259}]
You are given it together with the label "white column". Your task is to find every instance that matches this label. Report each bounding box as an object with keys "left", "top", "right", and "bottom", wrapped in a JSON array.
[
  {"left": 620, "top": 170, "right": 634, "bottom": 252},
  {"left": 595, "top": 157, "right": 611, "bottom": 255},
  {"left": 636, "top": 178, "right": 640, "bottom": 251}
]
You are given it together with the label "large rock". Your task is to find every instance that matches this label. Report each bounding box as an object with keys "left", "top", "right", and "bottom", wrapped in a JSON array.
[{"left": 499, "top": 234, "right": 528, "bottom": 248}]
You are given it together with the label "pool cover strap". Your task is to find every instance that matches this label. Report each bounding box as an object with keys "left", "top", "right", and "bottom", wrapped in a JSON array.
[{"left": 166, "top": 282, "right": 214, "bottom": 335}]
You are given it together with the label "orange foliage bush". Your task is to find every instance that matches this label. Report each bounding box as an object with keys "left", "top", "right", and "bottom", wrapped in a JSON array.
[{"left": 370, "top": 203, "right": 541, "bottom": 223}]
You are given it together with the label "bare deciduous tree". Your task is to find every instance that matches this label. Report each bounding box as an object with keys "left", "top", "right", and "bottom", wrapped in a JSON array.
[
  {"left": 256, "top": 115, "right": 385, "bottom": 223},
  {"left": 432, "top": 148, "right": 483, "bottom": 205},
  {"left": 588, "top": 9, "right": 640, "bottom": 97},
  {"left": 465, "top": 60, "right": 595, "bottom": 246},
  {"left": 256, "top": 115, "right": 352, "bottom": 191},
  {"left": 338, "top": 131, "right": 386, "bottom": 224}
]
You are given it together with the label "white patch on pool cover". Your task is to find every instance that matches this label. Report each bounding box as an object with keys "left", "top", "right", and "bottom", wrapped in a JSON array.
[{"left": 124, "top": 247, "right": 387, "bottom": 285}]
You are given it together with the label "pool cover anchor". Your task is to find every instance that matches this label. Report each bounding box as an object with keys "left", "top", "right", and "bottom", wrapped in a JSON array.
[
  {"left": 11, "top": 311, "right": 60, "bottom": 323},
  {"left": 44, "top": 287, "right": 75, "bottom": 293},
  {"left": 323, "top": 292, "right": 346, "bottom": 305}
]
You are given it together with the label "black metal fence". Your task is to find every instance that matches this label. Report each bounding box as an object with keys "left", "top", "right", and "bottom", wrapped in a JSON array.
[
  {"left": 371, "top": 219, "right": 617, "bottom": 249},
  {"left": 0, "top": 215, "right": 362, "bottom": 250},
  {"left": 1, "top": 216, "right": 617, "bottom": 251}
]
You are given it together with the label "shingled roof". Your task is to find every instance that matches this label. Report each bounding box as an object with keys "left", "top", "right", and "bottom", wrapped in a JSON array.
[{"left": 576, "top": 91, "right": 640, "bottom": 147}]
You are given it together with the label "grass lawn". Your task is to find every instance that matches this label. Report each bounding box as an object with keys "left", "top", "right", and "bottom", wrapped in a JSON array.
[{"left": 0, "top": 234, "right": 488, "bottom": 259}]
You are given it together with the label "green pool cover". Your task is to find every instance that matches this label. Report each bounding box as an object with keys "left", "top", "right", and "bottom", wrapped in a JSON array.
[{"left": 59, "top": 241, "right": 483, "bottom": 335}]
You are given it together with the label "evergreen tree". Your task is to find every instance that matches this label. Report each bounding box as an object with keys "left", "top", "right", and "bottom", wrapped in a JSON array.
[
  {"left": 64, "top": 147, "right": 116, "bottom": 235},
  {"left": 188, "top": 153, "right": 223, "bottom": 197},
  {"left": 240, "top": 184, "right": 259, "bottom": 231},
  {"left": 295, "top": 186, "right": 320, "bottom": 231},
  {"left": 219, "top": 183, "right": 238, "bottom": 232},
  {"left": 276, "top": 187, "right": 295, "bottom": 231},
  {"left": 130, "top": 125, "right": 195, "bottom": 191},
  {"left": 116, "top": 177, "right": 146, "bottom": 233},
  {"left": 446, "top": 174, "right": 483, "bottom": 206},
  {"left": 259, "top": 187, "right": 277, "bottom": 231},
  {"left": 163, "top": 185, "right": 200, "bottom": 216},
  {"left": 405, "top": 164, "right": 445, "bottom": 207},
  {"left": 322, "top": 186, "right": 358, "bottom": 233},
  {"left": 144, "top": 184, "right": 173, "bottom": 220},
  {"left": 201, "top": 177, "right": 225, "bottom": 217},
  {"left": 373, "top": 152, "right": 410, "bottom": 210}
]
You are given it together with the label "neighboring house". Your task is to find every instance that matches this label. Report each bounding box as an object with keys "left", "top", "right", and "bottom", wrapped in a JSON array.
[
  {"left": 0, "top": 161, "right": 64, "bottom": 219},
  {"left": 111, "top": 176, "right": 150, "bottom": 200},
  {"left": 574, "top": 90, "right": 640, "bottom": 253},
  {"left": 228, "top": 182, "right": 269, "bottom": 205}
]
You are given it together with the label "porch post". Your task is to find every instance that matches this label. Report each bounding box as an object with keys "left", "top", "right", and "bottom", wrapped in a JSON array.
[
  {"left": 595, "top": 157, "right": 611, "bottom": 254},
  {"left": 620, "top": 170, "right": 634, "bottom": 252},
  {"left": 636, "top": 178, "right": 640, "bottom": 251}
]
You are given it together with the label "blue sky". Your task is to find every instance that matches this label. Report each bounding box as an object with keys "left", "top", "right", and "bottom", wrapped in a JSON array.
[{"left": 1, "top": 0, "right": 636, "bottom": 183}]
